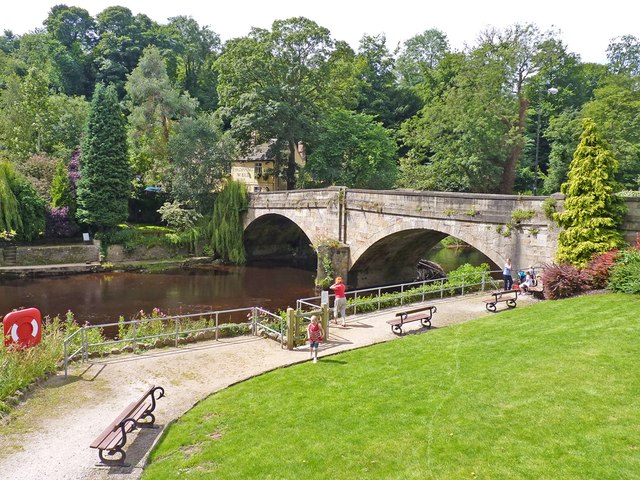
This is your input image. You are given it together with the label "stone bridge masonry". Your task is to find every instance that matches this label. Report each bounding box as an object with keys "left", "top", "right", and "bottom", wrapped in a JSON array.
[{"left": 244, "top": 188, "right": 640, "bottom": 288}]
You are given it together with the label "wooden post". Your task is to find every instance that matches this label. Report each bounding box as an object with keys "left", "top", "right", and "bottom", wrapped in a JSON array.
[
  {"left": 321, "top": 303, "right": 329, "bottom": 340},
  {"left": 286, "top": 308, "right": 295, "bottom": 350}
]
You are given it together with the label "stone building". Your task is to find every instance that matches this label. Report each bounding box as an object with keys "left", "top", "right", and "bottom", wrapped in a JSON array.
[{"left": 230, "top": 140, "right": 305, "bottom": 192}]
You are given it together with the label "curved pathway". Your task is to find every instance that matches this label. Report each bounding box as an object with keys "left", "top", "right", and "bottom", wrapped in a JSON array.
[{"left": 0, "top": 293, "right": 536, "bottom": 480}]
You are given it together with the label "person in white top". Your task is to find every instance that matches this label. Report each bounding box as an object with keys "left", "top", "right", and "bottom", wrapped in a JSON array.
[{"left": 503, "top": 258, "right": 513, "bottom": 290}]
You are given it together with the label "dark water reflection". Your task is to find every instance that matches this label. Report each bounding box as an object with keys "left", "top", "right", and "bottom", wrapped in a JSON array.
[
  {"left": 0, "top": 263, "right": 316, "bottom": 326},
  {"left": 0, "top": 247, "right": 496, "bottom": 328}
]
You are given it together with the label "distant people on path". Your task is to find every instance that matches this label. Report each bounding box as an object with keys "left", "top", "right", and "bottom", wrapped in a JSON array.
[
  {"left": 307, "top": 315, "right": 324, "bottom": 363},
  {"left": 503, "top": 258, "right": 513, "bottom": 290},
  {"left": 330, "top": 276, "right": 347, "bottom": 327}
]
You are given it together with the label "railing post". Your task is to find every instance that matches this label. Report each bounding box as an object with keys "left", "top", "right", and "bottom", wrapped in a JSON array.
[
  {"left": 174, "top": 317, "right": 179, "bottom": 347},
  {"left": 401, "top": 284, "right": 405, "bottom": 305},
  {"left": 353, "top": 292, "right": 357, "bottom": 315},
  {"left": 462, "top": 276, "right": 465, "bottom": 296},
  {"left": 441, "top": 278, "right": 444, "bottom": 299},
  {"left": 377, "top": 287, "right": 381, "bottom": 311},
  {"left": 215, "top": 312, "right": 219, "bottom": 341},
  {"left": 482, "top": 272, "right": 486, "bottom": 291},
  {"left": 286, "top": 308, "right": 295, "bottom": 350},
  {"left": 321, "top": 303, "right": 329, "bottom": 339},
  {"left": 132, "top": 321, "right": 137, "bottom": 354},
  {"left": 82, "top": 327, "right": 88, "bottom": 361},
  {"left": 252, "top": 307, "right": 257, "bottom": 335},
  {"left": 64, "top": 340, "right": 68, "bottom": 378}
]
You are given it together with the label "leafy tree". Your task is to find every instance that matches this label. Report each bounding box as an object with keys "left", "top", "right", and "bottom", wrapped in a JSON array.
[
  {"left": 93, "top": 6, "right": 157, "bottom": 96},
  {"left": 125, "top": 45, "right": 197, "bottom": 183},
  {"left": 43, "top": 5, "right": 97, "bottom": 96},
  {"left": 0, "top": 30, "right": 20, "bottom": 54},
  {"left": 542, "top": 109, "right": 582, "bottom": 194},
  {"left": 0, "top": 66, "right": 88, "bottom": 161},
  {"left": 76, "top": 83, "right": 130, "bottom": 229},
  {"left": 164, "top": 16, "right": 221, "bottom": 110},
  {"left": 398, "top": 48, "right": 511, "bottom": 192},
  {"left": 0, "top": 161, "right": 22, "bottom": 233},
  {"left": 169, "top": 113, "right": 237, "bottom": 213},
  {"left": 50, "top": 158, "right": 74, "bottom": 209},
  {"left": 354, "top": 34, "right": 421, "bottom": 130},
  {"left": 13, "top": 175, "right": 46, "bottom": 241},
  {"left": 581, "top": 75, "right": 640, "bottom": 188},
  {"left": 215, "top": 17, "right": 343, "bottom": 189},
  {"left": 476, "top": 24, "right": 561, "bottom": 193},
  {"left": 0, "top": 160, "right": 45, "bottom": 240},
  {"left": 16, "top": 153, "right": 57, "bottom": 203},
  {"left": 607, "top": 35, "right": 640, "bottom": 77},
  {"left": 554, "top": 118, "right": 625, "bottom": 267},
  {"left": 209, "top": 180, "right": 247, "bottom": 264},
  {"left": 304, "top": 109, "right": 397, "bottom": 189},
  {"left": 396, "top": 29, "right": 450, "bottom": 88}
]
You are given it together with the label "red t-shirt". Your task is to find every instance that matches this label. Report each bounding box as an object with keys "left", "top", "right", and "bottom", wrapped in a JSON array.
[
  {"left": 308, "top": 323, "right": 322, "bottom": 342},
  {"left": 332, "top": 283, "right": 346, "bottom": 298}
]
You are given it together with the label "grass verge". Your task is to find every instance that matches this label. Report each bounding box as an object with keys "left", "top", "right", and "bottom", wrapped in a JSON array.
[{"left": 143, "top": 293, "right": 640, "bottom": 479}]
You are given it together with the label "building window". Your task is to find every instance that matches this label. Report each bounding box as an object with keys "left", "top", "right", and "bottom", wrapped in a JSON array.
[{"left": 254, "top": 162, "right": 262, "bottom": 177}]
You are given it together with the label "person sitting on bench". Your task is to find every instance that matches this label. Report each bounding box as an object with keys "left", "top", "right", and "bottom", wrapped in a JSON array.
[{"left": 519, "top": 272, "right": 533, "bottom": 293}]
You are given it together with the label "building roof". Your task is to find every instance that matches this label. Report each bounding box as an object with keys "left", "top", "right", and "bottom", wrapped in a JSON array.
[{"left": 235, "top": 141, "right": 277, "bottom": 163}]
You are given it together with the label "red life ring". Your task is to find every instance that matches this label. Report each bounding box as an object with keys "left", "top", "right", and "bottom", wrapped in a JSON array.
[{"left": 3, "top": 308, "right": 42, "bottom": 349}]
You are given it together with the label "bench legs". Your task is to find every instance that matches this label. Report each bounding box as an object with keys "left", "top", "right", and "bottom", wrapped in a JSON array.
[
  {"left": 138, "top": 386, "right": 165, "bottom": 427},
  {"left": 97, "top": 417, "right": 137, "bottom": 466},
  {"left": 485, "top": 300, "right": 516, "bottom": 312},
  {"left": 98, "top": 446, "right": 127, "bottom": 466}
]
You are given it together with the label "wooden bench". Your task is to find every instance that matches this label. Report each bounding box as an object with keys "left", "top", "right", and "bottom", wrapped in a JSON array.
[
  {"left": 483, "top": 289, "right": 519, "bottom": 312},
  {"left": 90, "top": 385, "right": 165, "bottom": 465},
  {"left": 527, "top": 286, "right": 545, "bottom": 299},
  {"left": 387, "top": 305, "right": 437, "bottom": 334}
]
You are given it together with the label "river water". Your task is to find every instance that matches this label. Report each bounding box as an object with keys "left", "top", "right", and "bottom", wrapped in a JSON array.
[{"left": 0, "top": 247, "right": 495, "bottom": 327}]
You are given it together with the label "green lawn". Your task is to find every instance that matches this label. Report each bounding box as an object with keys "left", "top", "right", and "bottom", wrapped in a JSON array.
[{"left": 143, "top": 293, "right": 640, "bottom": 479}]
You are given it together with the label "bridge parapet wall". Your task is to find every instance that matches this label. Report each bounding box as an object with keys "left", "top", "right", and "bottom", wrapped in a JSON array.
[{"left": 343, "top": 189, "right": 557, "bottom": 272}]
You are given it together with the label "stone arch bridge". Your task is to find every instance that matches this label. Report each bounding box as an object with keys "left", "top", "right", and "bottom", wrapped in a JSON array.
[{"left": 243, "top": 188, "right": 640, "bottom": 288}]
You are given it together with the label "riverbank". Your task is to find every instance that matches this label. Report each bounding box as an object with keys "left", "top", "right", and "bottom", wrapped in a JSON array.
[
  {"left": 0, "top": 293, "right": 538, "bottom": 480},
  {"left": 0, "top": 257, "right": 216, "bottom": 279}
]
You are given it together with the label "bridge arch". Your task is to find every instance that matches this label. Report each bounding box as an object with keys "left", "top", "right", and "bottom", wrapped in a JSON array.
[
  {"left": 349, "top": 221, "right": 502, "bottom": 288},
  {"left": 244, "top": 213, "right": 316, "bottom": 269}
]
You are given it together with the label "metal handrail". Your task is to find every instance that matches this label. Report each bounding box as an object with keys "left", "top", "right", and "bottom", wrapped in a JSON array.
[
  {"left": 63, "top": 306, "right": 259, "bottom": 377},
  {"left": 297, "top": 269, "right": 504, "bottom": 314}
]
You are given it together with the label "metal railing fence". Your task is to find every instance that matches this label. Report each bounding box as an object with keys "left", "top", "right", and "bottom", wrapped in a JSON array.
[
  {"left": 297, "top": 269, "right": 505, "bottom": 316},
  {"left": 63, "top": 306, "right": 286, "bottom": 377}
]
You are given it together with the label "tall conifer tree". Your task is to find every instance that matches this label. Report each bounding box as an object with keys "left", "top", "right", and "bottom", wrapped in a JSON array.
[
  {"left": 555, "top": 118, "right": 626, "bottom": 267},
  {"left": 76, "top": 83, "right": 130, "bottom": 229}
]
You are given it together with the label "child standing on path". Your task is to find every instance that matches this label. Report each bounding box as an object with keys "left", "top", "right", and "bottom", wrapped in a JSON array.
[
  {"left": 307, "top": 315, "right": 324, "bottom": 363},
  {"left": 330, "top": 277, "right": 347, "bottom": 327}
]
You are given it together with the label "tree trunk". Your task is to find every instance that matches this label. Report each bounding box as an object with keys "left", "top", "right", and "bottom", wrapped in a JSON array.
[
  {"left": 498, "top": 96, "right": 529, "bottom": 194},
  {"left": 286, "top": 139, "right": 297, "bottom": 190}
]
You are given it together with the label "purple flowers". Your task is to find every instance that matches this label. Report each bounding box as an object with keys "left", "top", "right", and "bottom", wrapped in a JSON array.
[{"left": 45, "top": 206, "right": 79, "bottom": 238}]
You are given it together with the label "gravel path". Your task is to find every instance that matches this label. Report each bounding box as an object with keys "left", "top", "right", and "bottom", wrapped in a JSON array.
[{"left": 0, "top": 293, "right": 536, "bottom": 480}]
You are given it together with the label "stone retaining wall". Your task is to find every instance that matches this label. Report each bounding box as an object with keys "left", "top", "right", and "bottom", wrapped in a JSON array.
[{"left": 3, "top": 244, "right": 100, "bottom": 266}]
